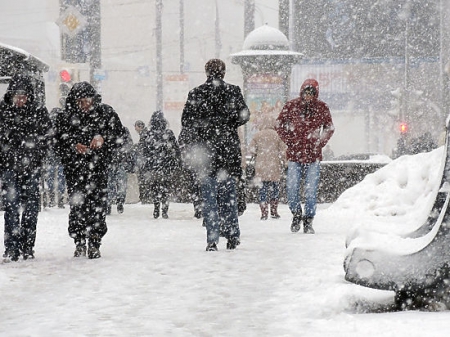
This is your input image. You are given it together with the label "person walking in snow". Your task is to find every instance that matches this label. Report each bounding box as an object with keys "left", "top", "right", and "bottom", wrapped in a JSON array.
[
  {"left": 178, "top": 136, "right": 203, "bottom": 219},
  {"left": 249, "top": 115, "right": 286, "bottom": 220},
  {"left": 276, "top": 79, "right": 334, "bottom": 234},
  {"left": 133, "top": 120, "right": 151, "bottom": 204},
  {"left": 142, "top": 110, "right": 181, "bottom": 219},
  {"left": 0, "top": 73, "right": 52, "bottom": 261},
  {"left": 180, "top": 58, "right": 250, "bottom": 251},
  {"left": 54, "top": 81, "right": 125, "bottom": 259},
  {"left": 106, "top": 126, "right": 134, "bottom": 215},
  {"left": 44, "top": 107, "right": 67, "bottom": 209}
]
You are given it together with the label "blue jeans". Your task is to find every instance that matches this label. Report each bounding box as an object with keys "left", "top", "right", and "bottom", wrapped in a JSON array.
[
  {"left": 201, "top": 173, "right": 239, "bottom": 244},
  {"left": 259, "top": 181, "right": 280, "bottom": 203},
  {"left": 2, "top": 168, "right": 41, "bottom": 255},
  {"left": 286, "top": 161, "right": 320, "bottom": 218}
]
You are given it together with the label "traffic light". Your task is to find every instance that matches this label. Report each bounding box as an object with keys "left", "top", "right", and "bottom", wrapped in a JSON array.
[
  {"left": 59, "top": 68, "right": 73, "bottom": 107},
  {"left": 60, "top": 69, "right": 72, "bottom": 82},
  {"left": 399, "top": 122, "right": 408, "bottom": 134}
]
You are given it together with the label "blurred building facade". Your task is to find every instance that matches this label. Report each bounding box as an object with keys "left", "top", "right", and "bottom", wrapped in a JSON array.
[{"left": 1, "top": 0, "right": 450, "bottom": 157}]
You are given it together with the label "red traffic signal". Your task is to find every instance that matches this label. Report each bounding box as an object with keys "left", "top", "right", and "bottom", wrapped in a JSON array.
[
  {"left": 60, "top": 69, "right": 72, "bottom": 82},
  {"left": 399, "top": 122, "right": 408, "bottom": 134}
]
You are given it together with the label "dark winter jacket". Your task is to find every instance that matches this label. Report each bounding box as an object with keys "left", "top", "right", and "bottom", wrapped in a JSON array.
[
  {"left": 45, "top": 107, "right": 65, "bottom": 166},
  {"left": 179, "top": 76, "right": 250, "bottom": 178},
  {"left": 142, "top": 110, "right": 181, "bottom": 176},
  {"left": 110, "top": 126, "right": 135, "bottom": 171},
  {"left": 133, "top": 126, "right": 149, "bottom": 171},
  {"left": 276, "top": 79, "right": 335, "bottom": 163},
  {"left": 0, "top": 73, "right": 52, "bottom": 173},
  {"left": 54, "top": 81, "right": 124, "bottom": 173}
]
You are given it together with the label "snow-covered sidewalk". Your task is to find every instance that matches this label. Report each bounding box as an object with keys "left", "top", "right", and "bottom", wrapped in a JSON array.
[{"left": 0, "top": 199, "right": 447, "bottom": 337}]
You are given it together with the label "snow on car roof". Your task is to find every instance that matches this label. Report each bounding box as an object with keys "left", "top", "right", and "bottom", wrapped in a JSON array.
[{"left": 0, "top": 42, "right": 49, "bottom": 73}]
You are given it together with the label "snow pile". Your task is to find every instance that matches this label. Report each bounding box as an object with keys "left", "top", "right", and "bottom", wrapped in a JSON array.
[{"left": 331, "top": 147, "right": 444, "bottom": 242}]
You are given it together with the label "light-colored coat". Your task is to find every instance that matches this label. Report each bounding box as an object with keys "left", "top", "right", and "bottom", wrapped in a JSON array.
[{"left": 249, "top": 120, "right": 286, "bottom": 182}]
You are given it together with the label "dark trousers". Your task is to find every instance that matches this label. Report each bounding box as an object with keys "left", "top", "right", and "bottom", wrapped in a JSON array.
[
  {"left": 65, "top": 167, "right": 108, "bottom": 246},
  {"left": 201, "top": 172, "right": 239, "bottom": 244},
  {"left": 137, "top": 170, "right": 151, "bottom": 203},
  {"left": 2, "top": 168, "right": 40, "bottom": 256},
  {"left": 184, "top": 168, "right": 202, "bottom": 213},
  {"left": 148, "top": 171, "right": 171, "bottom": 207},
  {"left": 107, "top": 164, "right": 128, "bottom": 205}
]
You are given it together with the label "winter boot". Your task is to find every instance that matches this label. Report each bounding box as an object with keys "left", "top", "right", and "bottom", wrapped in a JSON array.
[
  {"left": 22, "top": 247, "right": 35, "bottom": 260},
  {"left": 88, "top": 240, "right": 101, "bottom": 259},
  {"left": 206, "top": 242, "right": 218, "bottom": 251},
  {"left": 57, "top": 193, "right": 65, "bottom": 209},
  {"left": 48, "top": 192, "right": 56, "bottom": 208},
  {"left": 290, "top": 212, "right": 302, "bottom": 233},
  {"left": 303, "top": 217, "right": 315, "bottom": 234},
  {"left": 194, "top": 209, "right": 202, "bottom": 219},
  {"left": 270, "top": 201, "right": 280, "bottom": 219},
  {"left": 260, "top": 203, "right": 269, "bottom": 220},
  {"left": 193, "top": 199, "right": 202, "bottom": 218},
  {"left": 161, "top": 202, "right": 169, "bottom": 219},
  {"left": 193, "top": 202, "right": 202, "bottom": 218},
  {"left": 117, "top": 203, "right": 124, "bottom": 214},
  {"left": 226, "top": 237, "right": 240, "bottom": 250},
  {"left": 74, "top": 242, "right": 87, "bottom": 257},
  {"left": 3, "top": 249, "right": 20, "bottom": 262},
  {"left": 153, "top": 202, "right": 160, "bottom": 219}
]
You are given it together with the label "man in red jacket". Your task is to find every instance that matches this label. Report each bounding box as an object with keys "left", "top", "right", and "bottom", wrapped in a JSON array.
[{"left": 276, "top": 79, "right": 334, "bottom": 234}]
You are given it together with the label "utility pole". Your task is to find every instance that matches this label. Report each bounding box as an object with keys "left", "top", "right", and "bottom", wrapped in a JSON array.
[
  {"left": 88, "top": 0, "right": 101, "bottom": 91},
  {"left": 244, "top": 0, "right": 255, "bottom": 37},
  {"left": 180, "top": 0, "right": 184, "bottom": 73},
  {"left": 440, "top": 0, "right": 450, "bottom": 119},
  {"left": 403, "top": 2, "right": 411, "bottom": 126},
  {"left": 278, "top": 0, "right": 290, "bottom": 40},
  {"left": 215, "top": 0, "right": 222, "bottom": 58},
  {"left": 156, "top": 0, "right": 163, "bottom": 111}
]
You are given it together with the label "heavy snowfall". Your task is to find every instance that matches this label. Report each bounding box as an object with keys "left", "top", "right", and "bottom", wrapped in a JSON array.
[{"left": 2, "top": 1, "right": 450, "bottom": 336}]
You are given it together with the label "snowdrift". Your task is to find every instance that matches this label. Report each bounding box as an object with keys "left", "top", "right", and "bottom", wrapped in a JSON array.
[{"left": 343, "top": 121, "right": 450, "bottom": 308}]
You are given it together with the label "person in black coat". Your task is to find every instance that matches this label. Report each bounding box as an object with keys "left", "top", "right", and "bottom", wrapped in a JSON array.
[
  {"left": 133, "top": 120, "right": 151, "bottom": 204},
  {"left": 44, "top": 107, "right": 67, "bottom": 208},
  {"left": 0, "top": 73, "right": 52, "bottom": 261},
  {"left": 142, "top": 110, "right": 181, "bottom": 219},
  {"left": 54, "top": 81, "right": 124, "bottom": 259},
  {"left": 107, "top": 126, "right": 134, "bottom": 215},
  {"left": 180, "top": 59, "right": 250, "bottom": 251}
]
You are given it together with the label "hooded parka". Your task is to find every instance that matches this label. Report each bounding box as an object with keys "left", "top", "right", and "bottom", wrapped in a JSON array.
[
  {"left": 276, "top": 79, "right": 334, "bottom": 163},
  {"left": 143, "top": 110, "right": 181, "bottom": 176},
  {"left": 54, "top": 81, "right": 124, "bottom": 250},
  {"left": 0, "top": 73, "right": 52, "bottom": 260},
  {"left": 55, "top": 81, "right": 124, "bottom": 171},
  {"left": 0, "top": 73, "right": 52, "bottom": 173},
  {"left": 142, "top": 110, "right": 181, "bottom": 217}
]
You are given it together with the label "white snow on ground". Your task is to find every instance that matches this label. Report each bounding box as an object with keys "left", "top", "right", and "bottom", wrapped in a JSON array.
[{"left": 1, "top": 147, "right": 450, "bottom": 336}]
